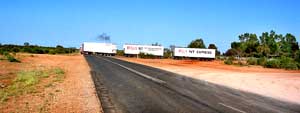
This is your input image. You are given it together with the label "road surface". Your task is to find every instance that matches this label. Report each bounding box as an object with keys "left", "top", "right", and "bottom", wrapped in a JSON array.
[{"left": 85, "top": 55, "right": 300, "bottom": 113}]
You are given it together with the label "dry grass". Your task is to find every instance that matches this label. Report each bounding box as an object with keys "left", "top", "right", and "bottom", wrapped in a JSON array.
[{"left": 0, "top": 67, "right": 65, "bottom": 104}]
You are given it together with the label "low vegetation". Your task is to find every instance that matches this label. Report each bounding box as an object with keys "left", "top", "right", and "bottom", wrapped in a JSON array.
[
  {"left": 0, "top": 67, "right": 65, "bottom": 103},
  {"left": 116, "top": 50, "right": 124, "bottom": 56},
  {"left": 224, "top": 57, "right": 234, "bottom": 65},
  {"left": 0, "top": 42, "right": 78, "bottom": 55},
  {"left": 0, "top": 51, "right": 20, "bottom": 62},
  {"left": 138, "top": 52, "right": 157, "bottom": 59}
]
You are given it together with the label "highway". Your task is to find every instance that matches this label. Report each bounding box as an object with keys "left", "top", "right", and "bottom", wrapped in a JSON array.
[{"left": 85, "top": 55, "right": 300, "bottom": 113}]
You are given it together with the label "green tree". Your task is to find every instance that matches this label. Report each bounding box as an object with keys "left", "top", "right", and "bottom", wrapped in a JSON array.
[
  {"left": 188, "top": 38, "right": 206, "bottom": 48},
  {"left": 24, "top": 42, "right": 30, "bottom": 46},
  {"left": 257, "top": 44, "right": 270, "bottom": 57},
  {"left": 163, "top": 48, "right": 172, "bottom": 58},
  {"left": 225, "top": 48, "right": 238, "bottom": 56},
  {"left": 238, "top": 33, "right": 259, "bottom": 56},
  {"left": 259, "top": 30, "right": 279, "bottom": 56},
  {"left": 55, "top": 45, "right": 65, "bottom": 54},
  {"left": 230, "top": 42, "right": 243, "bottom": 57},
  {"left": 208, "top": 44, "right": 220, "bottom": 56}
]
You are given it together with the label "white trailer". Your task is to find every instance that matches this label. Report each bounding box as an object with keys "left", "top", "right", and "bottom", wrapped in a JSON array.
[
  {"left": 174, "top": 48, "right": 216, "bottom": 59},
  {"left": 81, "top": 42, "right": 117, "bottom": 55},
  {"left": 123, "top": 44, "right": 164, "bottom": 56}
]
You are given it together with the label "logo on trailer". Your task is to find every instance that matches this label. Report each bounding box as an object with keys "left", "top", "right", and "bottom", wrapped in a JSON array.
[{"left": 127, "top": 46, "right": 137, "bottom": 50}]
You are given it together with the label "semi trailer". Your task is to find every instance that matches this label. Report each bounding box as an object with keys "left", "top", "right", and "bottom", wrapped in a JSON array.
[
  {"left": 123, "top": 44, "right": 164, "bottom": 57},
  {"left": 173, "top": 48, "right": 216, "bottom": 60},
  {"left": 81, "top": 42, "right": 117, "bottom": 56}
]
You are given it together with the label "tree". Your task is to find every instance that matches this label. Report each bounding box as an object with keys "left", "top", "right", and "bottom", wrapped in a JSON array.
[
  {"left": 238, "top": 33, "right": 259, "bottom": 56},
  {"left": 225, "top": 48, "right": 238, "bottom": 56},
  {"left": 169, "top": 45, "right": 176, "bottom": 52},
  {"left": 257, "top": 44, "right": 270, "bottom": 57},
  {"left": 152, "top": 42, "right": 161, "bottom": 46},
  {"left": 56, "top": 45, "right": 65, "bottom": 54},
  {"left": 208, "top": 44, "right": 217, "bottom": 49},
  {"left": 285, "top": 33, "right": 299, "bottom": 52},
  {"left": 24, "top": 42, "right": 30, "bottom": 46},
  {"left": 230, "top": 42, "right": 243, "bottom": 57},
  {"left": 188, "top": 38, "right": 206, "bottom": 48},
  {"left": 208, "top": 44, "right": 220, "bottom": 56},
  {"left": 231, "top": 42, "right": 241, "bottom": 49},
  {"left": 163, "top": 48, "right": 172, "bottom": 58},
  {"left": 295, "top": 51, "right": 300, "bottom": 63},
  {"left": 56, "top": 45, "right": 63, "bottom": 48}
]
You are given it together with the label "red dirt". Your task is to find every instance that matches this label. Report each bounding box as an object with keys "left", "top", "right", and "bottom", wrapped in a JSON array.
[{"left": 0, "top": 54, "right": 103, "bottom": 113}]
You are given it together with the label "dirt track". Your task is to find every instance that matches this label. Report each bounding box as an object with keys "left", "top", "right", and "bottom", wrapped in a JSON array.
[{"left": 116, "top": 57, "right": 300, "bottom": 104}]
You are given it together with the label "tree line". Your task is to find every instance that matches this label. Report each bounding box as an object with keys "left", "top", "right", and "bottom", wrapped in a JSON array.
[{"left": 0, "top": 42, "right": 78, "bottom": 55}]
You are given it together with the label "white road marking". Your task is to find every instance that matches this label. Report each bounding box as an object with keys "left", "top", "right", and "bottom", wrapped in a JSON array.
[
  {"left": 96, "top": 56, "right": 166, "bottom": 84},
  {"left": 219, "top": 103, "right": 247, "bottom": 113}
]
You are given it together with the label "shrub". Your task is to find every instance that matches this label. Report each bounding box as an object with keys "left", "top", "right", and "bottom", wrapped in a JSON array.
[
  {"left": 257, "top": 57, "right": 267, "bottom": 66},
  {"left": 0, "top": 49, "right": 4, "bottom": 55},
  {"left": 116, "top": 50, "right": 124, "bottom": 56},
  {"left": 32, "top": 48, "right": 45, "bottom": 54},
  {"left": 264, "top": 59, "right": 280, "bottom": 68},
  {"left": 6, "top": 54, "right": 21, "bottom": 63},
  {"left": 138, "top": 53, "right": 156, "bottom": 59},
  {"left": 279, "top": 56, "right": 298, "bottom": 70},
  {"left": 236, "top": 60, "right": 245, "bottom": 66},
  {"left": 12, "top": 47, "right": 20, "bottom": 52},
  {"left": 49, "top": 49, "right": 56, "bottom": 55},
  {"left": 3, "top": 51, "right": 9, "bottom": 56},
  {"left": 224, "top": 58, "right": 233, "bottom": 65},
  {"left": 247, "top": 57, "right": 257, "bottom": 65},
  {"left": 282, "top": 63, "right": 298, "bottom": 70}
]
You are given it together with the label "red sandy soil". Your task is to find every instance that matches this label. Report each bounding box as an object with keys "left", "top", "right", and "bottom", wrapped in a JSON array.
[
  {"left": 0, "top": 54, "right": 102, "bottom": 113},
  {"left": 117, "top": 57, "right": 300, "bottom": 104}
]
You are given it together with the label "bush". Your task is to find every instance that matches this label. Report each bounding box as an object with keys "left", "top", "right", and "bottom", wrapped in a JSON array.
[
  {"left": 116, "top": 50, "right": 124, "bottom": 56},
  {"left": 264, "top": 59, "right": 280, "bottom": 68},
  {"left": 282, "top": 63, "right": 298, "bottom": 70},
  {"left": 257, "top": 57, "right": 267, "bottom": 66},
  {"left": 2, "top": 51, "right": 9, "bottom": 56},
  {"left": 279, "top": 56, "right": 298, "bottom": 70},
  {"left": 236, "top": 60, "right": 244, "bottom": 66},
  {"left": 0, "top": 49, "right": 4, "bottom": 55},
  {"left": 12, "top": 47, "right": 20, "bottom": 52},
  {"left": 247, "top": 57, "right": 257, "bottom": 65},
  {"left": 6, "top": 54, "right": 21, "bottom": 63},
  {"left": 49, "top": 49, "right": 56, "bottom": 55},
  {"left": 224, "top": 58, "right": 233, "bottom": 65},
  {"left": 138, "top": 53, "right": 156, "bottom": 59}
]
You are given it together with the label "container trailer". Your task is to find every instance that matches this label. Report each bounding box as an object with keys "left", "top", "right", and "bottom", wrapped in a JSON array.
[
  {"left": 123, "top": 44, "right": 164, "bottom": 57},
  {"left": 81, "top": 42, "right": 117, "bottom": 56},
  {"left": 173, "top": 48, "right": 216, "bottom": 59}
]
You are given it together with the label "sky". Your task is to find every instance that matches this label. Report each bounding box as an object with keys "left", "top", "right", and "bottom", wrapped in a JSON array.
[{"left": 0, "top": 0, "right": 299, "bottom": 52}]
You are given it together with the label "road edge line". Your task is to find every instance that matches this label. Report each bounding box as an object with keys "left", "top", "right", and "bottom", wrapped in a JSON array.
[{"left": 219, "top": 103, "right": 246, "bottom": 113}]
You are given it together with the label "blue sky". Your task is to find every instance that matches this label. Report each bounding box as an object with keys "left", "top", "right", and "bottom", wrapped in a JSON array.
[{"left": 0, "top": 0, "right": 299, "bottom": 52}]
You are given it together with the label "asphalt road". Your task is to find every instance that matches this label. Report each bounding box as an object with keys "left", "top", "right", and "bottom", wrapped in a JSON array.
[{"left": 85, "top": 55, "right": 300, "bottom": 113}]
